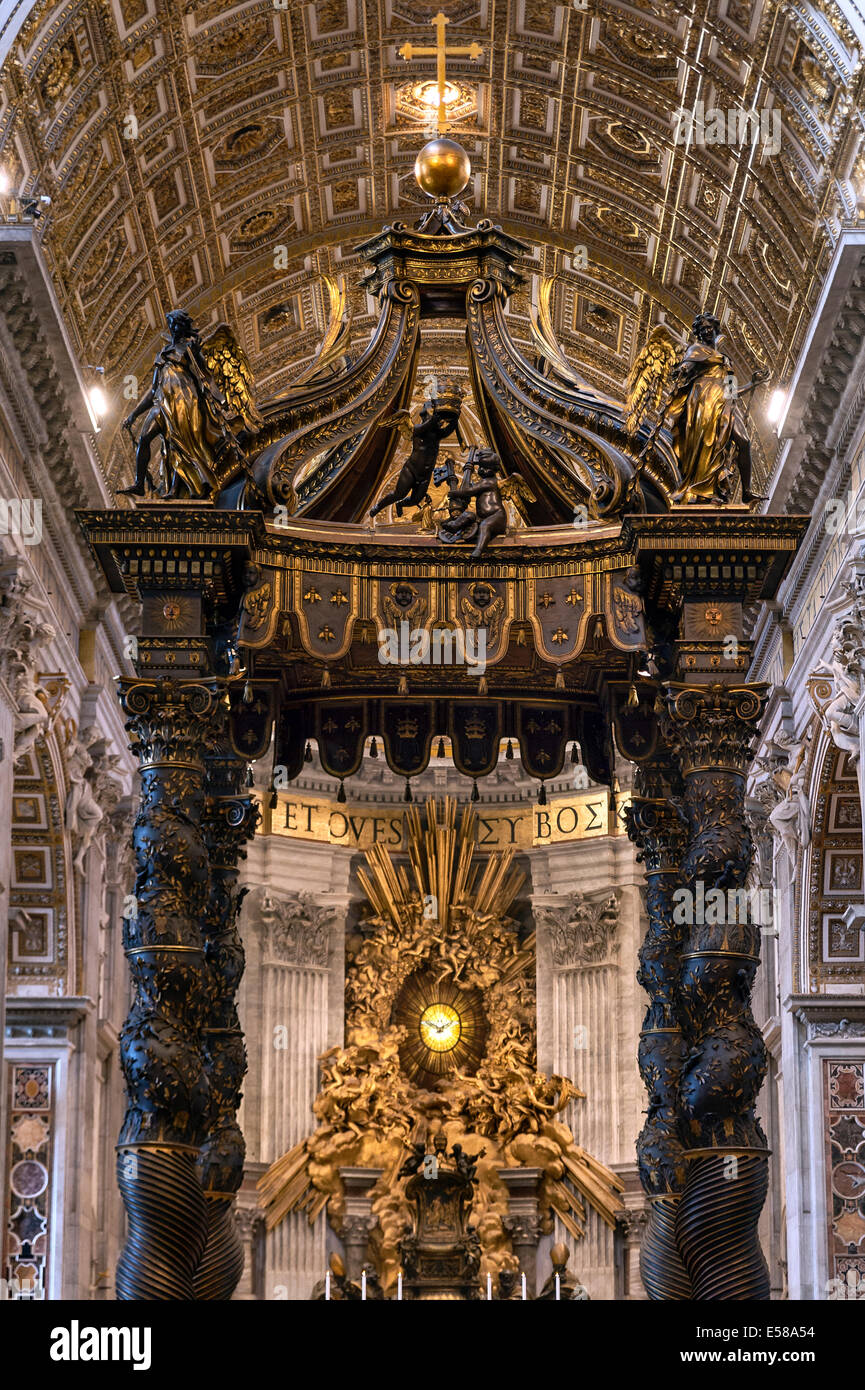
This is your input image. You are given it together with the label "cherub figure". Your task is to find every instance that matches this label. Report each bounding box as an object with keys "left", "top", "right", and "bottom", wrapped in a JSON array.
[
  {"left": 437, "top": 448, "right": 508, "bottom": 559},
  {"left": 370, "top": 396, "right": 463, "bottom": 519}
]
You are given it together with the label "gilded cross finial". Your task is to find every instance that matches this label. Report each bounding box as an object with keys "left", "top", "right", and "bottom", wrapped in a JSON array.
[{"left": 399, "top": 11, "right": 483, "bottom": 136}]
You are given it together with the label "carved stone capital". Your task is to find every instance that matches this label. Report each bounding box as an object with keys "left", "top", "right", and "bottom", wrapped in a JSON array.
[
  {"left": 502, "top": 1213, "right": 541, "bottom": 1244},
  {"left": 535, "top": 890, "right": 620, "bottom": 968},
  {"left": 341, "top": 1213, "right": 376, "bottom": 1244},
  {"left": 616, "top": 1206, "right": 649, "bottom": 1241},
  {"left": 256, "top": 889, "right": 335, "bottom": 967},
  {"left": 233, "top": 1205, "right": 265, "bottom": 1242}
]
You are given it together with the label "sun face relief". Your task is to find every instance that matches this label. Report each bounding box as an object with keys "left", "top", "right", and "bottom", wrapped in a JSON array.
[{"left": 419, "top": 1002, "right": 461, "bottom": 1053}]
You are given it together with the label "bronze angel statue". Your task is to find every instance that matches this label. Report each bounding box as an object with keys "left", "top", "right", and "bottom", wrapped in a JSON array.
[
  {"left": 626, "top": 312, "right": 769, "bottom": 505},
  {"left": 119, "top": 311, "right": 261, "bottom": 500},
  {"left": 625, "top": 323, "right": 679, "bottom": 434}
]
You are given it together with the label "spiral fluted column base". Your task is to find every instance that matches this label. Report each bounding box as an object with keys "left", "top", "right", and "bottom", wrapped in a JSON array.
[
  {"left": 641, "top": 1196, "right": 692, "bottom": 1300},
  {"left": 116, "top": 1146, "right": 207, "bottom": 1300},
  {"left": 676, "top": 1154, "right": 770, "bottom": 1300},
  {"left": 193, "top": 1195, "right": 245, "bottom": 1301}
]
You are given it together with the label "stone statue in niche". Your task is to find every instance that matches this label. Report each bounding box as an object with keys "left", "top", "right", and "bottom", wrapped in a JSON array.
[
  {"left": 65, "top": 734, "right": 109, "bottom": 874},
  {"left": 767, "top": 733, "right": 811, "bottom": 881},
  {"left": 12, "top": 662, "right": 52, "bottom": 762}
]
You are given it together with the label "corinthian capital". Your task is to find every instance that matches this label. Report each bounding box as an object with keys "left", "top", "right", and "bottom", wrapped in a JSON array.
[
  {"left": 660, "top": 683, "right": 768, "bottom": 775},
  {"left": 119, "top": 677, "right": 227, "bottom": 766}
]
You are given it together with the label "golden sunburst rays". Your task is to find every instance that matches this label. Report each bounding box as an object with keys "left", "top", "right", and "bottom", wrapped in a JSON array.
[
  {"left": 356, "top": 797, "right": 526, "bottom": 935},
  {"left": 391, "top": 970, "right": 488, "bottom": 1088}
]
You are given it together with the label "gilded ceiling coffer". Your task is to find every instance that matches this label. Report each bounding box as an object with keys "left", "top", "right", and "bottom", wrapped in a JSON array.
[{"left": 625, "top": 763, "right": 692, "bottom": 1301}]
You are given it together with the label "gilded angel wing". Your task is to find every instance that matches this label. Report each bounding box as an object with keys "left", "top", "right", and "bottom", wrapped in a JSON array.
[
  {"left": 625, "top": 324, "right": 680, "bottom": 433},
  {"left": 498, "top": 473, "right": 536, "bottom": 521},
  {"left": 292, "top": 274, "right": 352, "bottom": 386},
  {"left": 201, "top": 323, "right": 263, "bottom": 433},
  {"left": 379, "top": 408, "right": 414, "bottom": 445}
]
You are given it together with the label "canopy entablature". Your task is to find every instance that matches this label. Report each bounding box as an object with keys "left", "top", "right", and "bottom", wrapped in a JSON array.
[{"left": 77, "top": 506, "right": 808, "bottom": 800}]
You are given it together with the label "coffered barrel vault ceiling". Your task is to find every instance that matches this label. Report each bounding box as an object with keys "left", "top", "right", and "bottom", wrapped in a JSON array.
[{"left": 2, "top": 0, "right": 865, "bottom": 488}]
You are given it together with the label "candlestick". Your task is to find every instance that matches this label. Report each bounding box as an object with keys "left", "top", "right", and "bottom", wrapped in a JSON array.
[
  {"left": 555, "top": 1272, "right": 560, "bottom": 1301},
  {"left": 486, "top": 1271, "right": 492, "bottom": 1300},
  {"left": 361, "top": 1269, "right": 367, "bottom": 1301},
  {"left": 325, "top": 1270, "right": 331, "bottom": 1301},
  {"left": 521, "top": 1272, "right": 526, "bottom": 1300},
  {"left": 397, "top": 1271, "right": 403, "bottom": 1301}
]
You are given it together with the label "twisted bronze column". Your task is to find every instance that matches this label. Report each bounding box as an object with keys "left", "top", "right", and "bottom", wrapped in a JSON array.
[
  {"left": 626, "top": 762, "right": 692, "bottom": 1301},
  {"left": 661, "top": 683, "right": 770, "bottom": 1301},
  {"left": 194, "top": 734, "right": 259, "bottom": 1300},
  {"left": 116, "top": 678, "right": 223, "bottom": 1300}
]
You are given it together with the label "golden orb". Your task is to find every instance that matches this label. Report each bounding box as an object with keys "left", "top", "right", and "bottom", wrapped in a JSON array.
[{"left": 414, "top": 138, "right": 471, "bottom": 200}]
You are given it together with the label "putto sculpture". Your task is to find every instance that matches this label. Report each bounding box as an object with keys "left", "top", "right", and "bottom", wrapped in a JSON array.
[
  {"left": 436, "top": 447, "right": 508, "bottom": 559},
  {"left": 369, "top": 383, "right": 464, "bottom": 520}
]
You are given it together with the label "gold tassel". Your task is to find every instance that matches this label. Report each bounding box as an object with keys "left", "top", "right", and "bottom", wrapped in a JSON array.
[
  {"left": 321, "top": 667, "right": 331, "bottom": 689},
  {"left": 626, "top": 682, "right": 639, "bottom": 711},
  {"left": 555, "top": 670, "right": 565, "bottom": 690}
]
